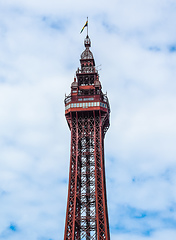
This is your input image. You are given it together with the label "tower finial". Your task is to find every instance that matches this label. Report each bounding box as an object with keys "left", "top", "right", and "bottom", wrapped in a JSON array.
[{"left": 84, "top": 35, "right": 91, "bottom": 48}]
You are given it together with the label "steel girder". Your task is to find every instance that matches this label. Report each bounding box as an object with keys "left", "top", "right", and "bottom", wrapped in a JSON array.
[{"left": 64, "top": 111, "right": 110, "bottom": 240}]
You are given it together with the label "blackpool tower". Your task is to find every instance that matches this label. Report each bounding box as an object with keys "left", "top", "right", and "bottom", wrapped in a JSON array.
[{"left": 64, "top": 34, "right": 110, "bottom": 240}]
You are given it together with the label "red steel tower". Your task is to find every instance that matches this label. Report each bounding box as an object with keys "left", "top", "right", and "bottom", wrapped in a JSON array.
[{"left": 64, "top": 35, "right": 110, "bottom": 240}]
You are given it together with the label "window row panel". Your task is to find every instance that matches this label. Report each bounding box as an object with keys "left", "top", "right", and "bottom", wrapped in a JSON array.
[{"left": 65, "top": 102, "right": 107, "bottom": 110}]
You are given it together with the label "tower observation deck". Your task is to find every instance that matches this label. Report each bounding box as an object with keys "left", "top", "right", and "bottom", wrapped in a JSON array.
[{"left": 64, "top": 35, "right": 111, "bottom": 240}]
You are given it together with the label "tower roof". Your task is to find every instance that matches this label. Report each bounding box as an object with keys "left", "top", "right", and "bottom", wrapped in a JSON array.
[{"left": 81, "top": 35, "right": 94, "bottom": 60}]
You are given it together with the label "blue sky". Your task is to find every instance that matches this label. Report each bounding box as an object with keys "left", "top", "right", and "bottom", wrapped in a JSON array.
[{"left": 0, "top": 0, "right": 176, "bottom": 239}]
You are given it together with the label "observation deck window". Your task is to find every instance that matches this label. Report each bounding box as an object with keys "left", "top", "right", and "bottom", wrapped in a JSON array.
[{"left": 65, "top": 101, "right": 108, "bottom": 110}]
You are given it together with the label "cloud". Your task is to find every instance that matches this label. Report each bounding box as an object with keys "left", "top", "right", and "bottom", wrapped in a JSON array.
[{"left": 0, "top": 0, "right": 176, "bottom": 239}]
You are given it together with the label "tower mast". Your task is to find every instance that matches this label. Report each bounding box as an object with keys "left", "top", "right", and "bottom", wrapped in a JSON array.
[
  {"left": 87, "top": 16, "right": 88, "bottom": 36},
  {"left": 64, "top": 34, "right": 111, "bottom": 240}
]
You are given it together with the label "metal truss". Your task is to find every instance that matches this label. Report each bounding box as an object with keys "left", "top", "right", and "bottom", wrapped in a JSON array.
[{"left": 64, "top": 111, "right": 110, "bottom": 240}]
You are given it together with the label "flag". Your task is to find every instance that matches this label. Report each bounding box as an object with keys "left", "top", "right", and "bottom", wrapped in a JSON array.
[{"left": 80, "top": 20, "right": 88, "bottom": 34}]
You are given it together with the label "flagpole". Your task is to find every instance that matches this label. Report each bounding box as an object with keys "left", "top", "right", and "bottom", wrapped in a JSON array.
[{"left": 87, "top": 16, "right": 88, "bottom": 36}]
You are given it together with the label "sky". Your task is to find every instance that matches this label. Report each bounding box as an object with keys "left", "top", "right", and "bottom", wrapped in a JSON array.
[{"left": 0, "top": 0, "right": 176, "bottom": 239}]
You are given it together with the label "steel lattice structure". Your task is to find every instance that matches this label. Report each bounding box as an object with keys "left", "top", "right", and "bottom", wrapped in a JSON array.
[{"left": 64, "top": 35, "right": 110, "bottom": 240}]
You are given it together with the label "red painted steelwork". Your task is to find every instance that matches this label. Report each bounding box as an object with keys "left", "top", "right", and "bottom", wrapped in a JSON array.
[{"left": 64, "top": 35, "right": 110, "bottom": 240}]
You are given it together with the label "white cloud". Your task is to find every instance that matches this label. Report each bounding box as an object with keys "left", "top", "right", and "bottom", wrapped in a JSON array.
[{"left": 0, "top": 0, "right": 176, "bottom": 239}]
